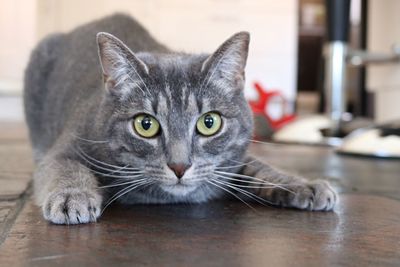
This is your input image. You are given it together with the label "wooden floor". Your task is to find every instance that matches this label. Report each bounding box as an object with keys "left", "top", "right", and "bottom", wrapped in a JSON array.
[{"left": 0, "top": 122, "right": 399, "bottom": 266}]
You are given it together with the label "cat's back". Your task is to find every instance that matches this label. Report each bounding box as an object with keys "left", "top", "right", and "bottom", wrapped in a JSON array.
[
  {"left": 24, "top": 14, "right": 167, "bottom": 159},
  {"left": 61, "top": 13, "right": 168, "bottom": 64}
]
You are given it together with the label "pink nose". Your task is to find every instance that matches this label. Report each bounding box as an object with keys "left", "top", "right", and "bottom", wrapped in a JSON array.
[{"left": 167, "top": 163, "right": 191, "bottom": 179}]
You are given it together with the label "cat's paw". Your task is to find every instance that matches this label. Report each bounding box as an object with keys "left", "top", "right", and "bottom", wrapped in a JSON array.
[
  {"left": 43, "top": 188, "right": 102, "bottom": 224},
  {"left": 286, "top": 180, "right": 338, "bottom": 211}
]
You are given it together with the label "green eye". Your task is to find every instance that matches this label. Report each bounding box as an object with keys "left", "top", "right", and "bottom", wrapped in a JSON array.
[
  {"left": 196, "top": 112, "right": 222, "bottom": 136},
  {"left": 133, "top": 114, "right": 160, "bottom": 138}
]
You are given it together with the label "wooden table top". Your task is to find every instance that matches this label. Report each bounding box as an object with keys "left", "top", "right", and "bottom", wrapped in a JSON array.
[{"left": 0, "top": 122, "right": 399, "bottom": 266}]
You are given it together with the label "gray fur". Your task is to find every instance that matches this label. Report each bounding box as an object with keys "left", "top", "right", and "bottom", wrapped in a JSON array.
[{"left": 24, "top": 14, "right": 337, "bottom": 224}]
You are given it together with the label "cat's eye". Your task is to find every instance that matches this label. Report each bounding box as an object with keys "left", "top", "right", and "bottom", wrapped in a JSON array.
[
  {"left": 132, "top": 114, "right": 160, "bottom": 138},
  {"left": 196, "top": 112, "right": 222, "bottom": 136}
]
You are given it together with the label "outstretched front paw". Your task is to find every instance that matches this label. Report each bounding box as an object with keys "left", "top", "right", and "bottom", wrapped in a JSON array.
[
  {"left": 288, "top": 180, "right": 338, "bottom": 211},
  {"left": 43, "top": 188, "right": 102, "bottom": 224}
]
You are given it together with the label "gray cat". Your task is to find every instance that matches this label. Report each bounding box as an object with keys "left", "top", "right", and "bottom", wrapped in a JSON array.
[{"left": 24, "top": 14, "right": 337, "bottom": 224}]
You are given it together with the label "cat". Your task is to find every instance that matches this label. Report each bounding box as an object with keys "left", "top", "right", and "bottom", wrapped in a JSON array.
[{"left": 24, "top": 14, "right": 337, "bottom": 224}]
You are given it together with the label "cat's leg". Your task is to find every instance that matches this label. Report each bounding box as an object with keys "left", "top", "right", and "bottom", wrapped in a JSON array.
[
  {"left": 236, "top": 156, "right": 337, "bottom": 211},
  {"left": 33, "top": 149, "right": 102, "bottom": 224}
]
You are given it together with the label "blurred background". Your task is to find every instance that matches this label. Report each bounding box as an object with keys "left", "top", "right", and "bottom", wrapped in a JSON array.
[{"left": 0, "top": 0, "right": 399, "bottom": 155}]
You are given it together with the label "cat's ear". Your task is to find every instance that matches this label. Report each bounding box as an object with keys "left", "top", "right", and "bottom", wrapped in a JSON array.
[
  {"left": 201, "top": 31, "right": 250, "bottom": 90},
  {"left": 96, "top": 32, "right": 149, "bottom": 91}
]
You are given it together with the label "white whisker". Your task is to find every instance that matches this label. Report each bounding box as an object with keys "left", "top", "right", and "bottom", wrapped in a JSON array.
[
  {"left": 212, "top": 177, "right": 274, "bottom": 206},
  {"left": 216, "top": 159, "right": 259, "bottom": 170},
  {"left": 226, "top": 158, "right": 260, "bottom": 168},
  {"left": 215, "top": 171, "right": 279, "bottom": 185},
  {"left": 101, "top": 180, "right": 154, "bottom": 215},
  {"left": 76, "top": 153, "right": 144, "bottom": 178},
  {"left": 108, "top": 164, "right": 137, "bottom": 175},
  {"left": 214, "top": 170, "right": 295, "bottom": 194},
  {"left": 75, "top": 146, "right": 140, "bottom": 172},
  {"left": 213, "top": 174, "right": 279, "bottom": 189},
  {"left": 206, "top": 180, "right": 257, "bottom": 212}
]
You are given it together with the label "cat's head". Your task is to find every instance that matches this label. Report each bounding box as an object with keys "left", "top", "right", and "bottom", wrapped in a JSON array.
[{"left": 93, "top": 31, "right": 253, "bottom": 202}]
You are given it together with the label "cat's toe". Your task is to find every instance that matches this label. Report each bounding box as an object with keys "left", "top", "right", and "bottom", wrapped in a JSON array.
[
  {"left": 290, "top": 180, "right": 338, "bottom": 211},
  {"left": 43, "top": 188, "right": 102, "bottom": 224}
]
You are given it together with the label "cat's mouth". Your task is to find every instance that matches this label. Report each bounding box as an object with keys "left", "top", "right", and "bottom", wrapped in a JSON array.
[{"left": 160, "top": 183, "right": 198, "bottom": 196}]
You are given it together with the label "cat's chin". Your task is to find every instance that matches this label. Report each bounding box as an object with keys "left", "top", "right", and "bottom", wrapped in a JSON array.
[{"left": 160, "top": 184, "right": 198, "bottom": 197}]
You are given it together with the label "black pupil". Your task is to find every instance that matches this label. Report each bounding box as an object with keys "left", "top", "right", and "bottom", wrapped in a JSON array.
[
  {"left": 141, "top": 116, "right": 152, "bottom": 130},
  {"left": 204, "top": 114, "right": 214, "bottom": 129}
]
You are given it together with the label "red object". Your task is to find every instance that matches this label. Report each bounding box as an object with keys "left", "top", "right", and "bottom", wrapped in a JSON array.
[{"left": 249, "top": 82, "right": 296, "bottom": 130}]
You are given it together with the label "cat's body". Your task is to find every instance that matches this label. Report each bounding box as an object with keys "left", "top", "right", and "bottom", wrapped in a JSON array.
[
  {"left": 25, "top": 14, "right": 168, "bottom": 160},
  {"left": 25, "top": 14, "right": 337, "bottom": 224}
]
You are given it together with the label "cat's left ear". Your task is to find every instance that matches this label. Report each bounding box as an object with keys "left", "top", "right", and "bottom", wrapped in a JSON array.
[
  {"left": 201, "top": 31, "right": 250, "bottom": 90},
  {"left": 97, "top": 32, "right": 149, "bottom": 91}
]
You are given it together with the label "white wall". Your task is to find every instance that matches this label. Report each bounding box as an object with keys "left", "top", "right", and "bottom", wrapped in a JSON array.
[
  {"left": 0, "top": 0, "right": 36, "bottom": 94},
  {"left": 0, "top": 0, "right": 298, "bottom": 103},
  {"left": 367, "top": 0, "right": 400, "bottom": 122}
]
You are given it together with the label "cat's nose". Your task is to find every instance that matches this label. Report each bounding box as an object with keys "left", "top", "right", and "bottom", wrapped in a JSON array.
[{"left": 167, "top": 163, "right": 191, "bottom": 179}]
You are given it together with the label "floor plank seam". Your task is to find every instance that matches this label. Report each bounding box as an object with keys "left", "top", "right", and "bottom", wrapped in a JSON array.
[{"left": 0, "top": 182, "right": 32, "bottom": 247}]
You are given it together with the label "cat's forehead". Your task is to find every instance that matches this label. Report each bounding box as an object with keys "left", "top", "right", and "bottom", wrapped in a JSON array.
[
  {"left": 138, "top": 52, "right": 207, "bottom": 82},
  {"left": 137, "top": 53, "right": 205, "bottom": 108},
  {"left": 121, "top": 53, "right": 242, "bottom": 118},
  {"left": 155, "top": 82, "right": 199, "bottom": 115}
]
